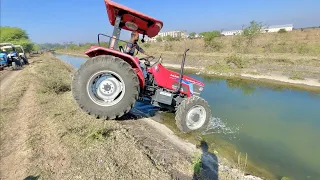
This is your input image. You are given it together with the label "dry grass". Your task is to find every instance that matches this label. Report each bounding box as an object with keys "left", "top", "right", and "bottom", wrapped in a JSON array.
[{"left": 144, "top": 28, "right": 320, "bottom": 55}]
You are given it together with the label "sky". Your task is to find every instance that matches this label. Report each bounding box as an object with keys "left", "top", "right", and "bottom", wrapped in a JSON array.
[{"left": 1, "top": 0, "right": 320, "bottom": 44}]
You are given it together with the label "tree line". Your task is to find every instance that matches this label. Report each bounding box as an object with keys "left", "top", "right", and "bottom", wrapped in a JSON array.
[{"left": 0, "top": 26, "right": 41, "bottom": 53}]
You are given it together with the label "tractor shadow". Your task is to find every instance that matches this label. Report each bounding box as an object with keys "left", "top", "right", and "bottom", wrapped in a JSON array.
[
  {"left": 193, "top": 140, "right": 219, "bottom": 180},
  {"left": 24, "top": 175, "right": 40, "bottom": 180},
  {"left": 119, "top": 101, "right": 161, "bottom": 121}
]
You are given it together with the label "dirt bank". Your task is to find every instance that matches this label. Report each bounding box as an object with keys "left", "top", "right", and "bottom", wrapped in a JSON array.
[{"left": 0, "top": 53, "right": 263, "bottom": 179}]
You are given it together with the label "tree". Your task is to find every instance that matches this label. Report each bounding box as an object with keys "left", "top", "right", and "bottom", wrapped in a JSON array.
[
  {"left": 241, "top": 21, "right": 263, "bottom": 52},
  {"left": 189, "top": 32, "right": 196, "bottom": 38},
  {"left": 0, "top": 26, "right": 36, "bottom": 53},
  {"left": 0, "top": 26, "right": 29, "bottom": 42}
]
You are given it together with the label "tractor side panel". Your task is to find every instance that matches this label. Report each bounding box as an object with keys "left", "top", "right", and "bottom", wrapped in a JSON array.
[
  {"left": 149, "top": 64, "right": 191, "bottom": 97},
  {"left": 85, "top": 46, "right": 145, "bottom": 87}
]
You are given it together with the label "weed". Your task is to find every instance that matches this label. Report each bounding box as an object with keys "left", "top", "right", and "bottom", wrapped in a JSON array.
[
  {"left": 225, "top": 55, "right": 247, "bottom": 69},
  {"left": 206, "top": 63, "right": 231, "bottom": 73},
  {"left": 205, "top": 40, "right": 223, "bottom": 52},
  {"left": 192, "top": 152, "right": 202, "bottom": 175},
  {"left": 85, "top": 128, "right": 113, "bottom": 142},
  {"left": 296, "top": 43, "right": 310, "bottom": 54},
  {"left": 289, "top": 72, "right": 304, "bottom": 80}
]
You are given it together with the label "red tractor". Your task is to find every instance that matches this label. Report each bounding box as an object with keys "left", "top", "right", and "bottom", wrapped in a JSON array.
[{"left": 71, "top": 0, "right": 212, "bottom": 133}]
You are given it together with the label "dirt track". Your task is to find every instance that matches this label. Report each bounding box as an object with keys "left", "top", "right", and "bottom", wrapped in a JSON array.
[{"left": 0, "top": 70, "right": 21, "bottom": 92}]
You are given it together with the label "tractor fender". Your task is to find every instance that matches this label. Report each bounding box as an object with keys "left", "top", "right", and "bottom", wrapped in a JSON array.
[{"left": 85, "top": 46, "right": 145, "bottom": 87}]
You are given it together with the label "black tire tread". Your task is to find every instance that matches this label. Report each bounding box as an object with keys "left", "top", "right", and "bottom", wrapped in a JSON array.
[
  {"left": 71, "top": 55, "right": 139, "bottom": 120},
  {"left": 175, "top": 96, "right": 212, "bottom": 133}
]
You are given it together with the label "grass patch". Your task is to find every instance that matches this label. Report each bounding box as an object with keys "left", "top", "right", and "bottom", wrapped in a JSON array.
[
  {"left": 289, "top": 72, "right": 305, "bottom": 80},
  {"left": 206, "top": 63, "right": 232, "bottom": 74},
  {"left": 225, "top": 55, "right": 247, "bottom": 69},
  {"left": 85, "top": 128, "right": 113, "bottom": 142},
  {"left": 192, "top": 152, "right": 202, "bottom": 175},
  {"left": 35, "top": 58, "right": 72, "bottom": 94}
]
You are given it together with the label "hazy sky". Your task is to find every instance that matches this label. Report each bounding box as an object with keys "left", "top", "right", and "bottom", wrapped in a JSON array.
[{"left": 1, "top": 0, "right": 319, "bottom": 44}]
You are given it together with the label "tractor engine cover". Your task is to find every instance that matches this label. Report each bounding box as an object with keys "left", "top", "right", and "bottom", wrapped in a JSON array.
[{"left": 153, "top": 89, "right": 173, "bottom": 105}]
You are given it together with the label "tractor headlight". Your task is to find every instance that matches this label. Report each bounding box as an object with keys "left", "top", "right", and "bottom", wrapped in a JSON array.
[{"left": 0, "top": 58, "right": 4, "bottom": 61}]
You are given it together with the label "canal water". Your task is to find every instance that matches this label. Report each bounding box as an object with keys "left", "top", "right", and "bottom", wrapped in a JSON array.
[{"left": 55, "top": 54, "right": 320, "bottom": 180}]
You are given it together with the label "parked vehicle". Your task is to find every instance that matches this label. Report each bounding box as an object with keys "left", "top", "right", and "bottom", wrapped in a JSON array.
[
  {"left": 71, "top": 0, "right": 213, "bottom": 133},
  {"left": 14, "top": 45, "right": 29, "bottom": 65},
  {"left": 0, "top": 51, "right": 8, "bottom": 70},
  {"left": 0, "top": 43, "right": 24, "bottom": 70}
]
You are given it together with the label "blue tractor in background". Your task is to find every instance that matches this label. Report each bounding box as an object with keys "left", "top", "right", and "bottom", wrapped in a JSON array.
[
  {"left": 0, "top": 51, "right": 8, "bottom": 70},
  {"left": 0, "top": 43, "right": 25, "bottom": 70}
]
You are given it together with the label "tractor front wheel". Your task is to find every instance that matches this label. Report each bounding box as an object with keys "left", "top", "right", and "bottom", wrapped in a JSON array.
[
  {"left": 71, "top": 55, "right": 140, "bottom": 119},
  {"left": 175, "top": 96, "right": 212, "bottom": 133}
]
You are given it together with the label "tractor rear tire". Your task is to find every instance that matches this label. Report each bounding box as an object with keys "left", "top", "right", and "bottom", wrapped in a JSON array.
[
  {"left": 175, "top": 96, "right": 212, "bottom": 133},
  {"left": 71, "top": 55, "right": 140, "bottom": 120}
]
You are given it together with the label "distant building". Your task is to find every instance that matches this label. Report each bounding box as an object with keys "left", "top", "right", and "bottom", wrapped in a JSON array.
[
  {"left": 262, "top": 24, "right": 293, "bottom": 33},
  {"left": 221, "top": 24, "right": 294, "bottom": 36},
  {"left": 221, "top": 30, "right": 243, "bottom": 36},
  {"left": 147, "top": 30, "right": 187, "bottom": 42}
]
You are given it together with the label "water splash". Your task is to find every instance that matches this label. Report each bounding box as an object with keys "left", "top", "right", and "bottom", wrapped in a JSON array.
[{"left": 201, "top": 117, "right": 241, "bottom": 140}]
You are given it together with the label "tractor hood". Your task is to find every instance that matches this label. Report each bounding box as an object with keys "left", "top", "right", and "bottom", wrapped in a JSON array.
[{"left": 104, "top": 0, "right": 163, "bottom": 38}]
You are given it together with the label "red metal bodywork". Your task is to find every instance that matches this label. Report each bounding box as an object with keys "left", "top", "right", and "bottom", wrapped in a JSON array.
[
  {"left": 105, "top": 0, "right": 163, "bottom": 38},
  {"left": 148, "top": 64, "right": 204, "bottom": 97}
]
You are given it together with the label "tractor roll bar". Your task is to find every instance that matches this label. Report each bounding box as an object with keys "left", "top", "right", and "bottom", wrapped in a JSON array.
[
  {"left": 174, "top": 48, "right": 190, "bottom": 93},
  {"left": 97, "top": 33, "right": 132, "bottom": 48}
]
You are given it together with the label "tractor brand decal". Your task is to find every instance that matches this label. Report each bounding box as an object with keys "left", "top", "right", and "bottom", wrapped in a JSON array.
[
  {"left": 170, "top": 74, "right": 202, "bottom": 86},
  {"left": 170, "top": 74, "right": 179, "bottom": 78},
  {"left": 181, "top": 79, "right": 194, "bottom": 95},
  {"left": 170, "top": 76, "right": 194, "bottom": 95}
]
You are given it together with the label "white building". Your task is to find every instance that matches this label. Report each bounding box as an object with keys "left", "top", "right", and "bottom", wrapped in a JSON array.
[
  {"left": 221, "top": 30, "right": 243, "bottom": 36},
  {"left": 262, "top": 24, "right": 293, "bottom": 33},
  {"left": 147, "top": 30, "right": 187, "bottom": 42},
  {"left": 220, "top": 24, "right": 294, "bottom": 36}
]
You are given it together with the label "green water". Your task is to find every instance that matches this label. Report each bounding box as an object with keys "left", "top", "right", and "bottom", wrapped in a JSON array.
[
  {"left": 56, "top": 54, "right": 320, "bottom": 180},
  {"left": 182, "top": 75, "right": 320, "bottom": 180}
]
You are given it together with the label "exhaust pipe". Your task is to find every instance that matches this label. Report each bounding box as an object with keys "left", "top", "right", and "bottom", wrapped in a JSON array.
[{"left": 174, "top": 48, "right": 190, "bottom": 93}]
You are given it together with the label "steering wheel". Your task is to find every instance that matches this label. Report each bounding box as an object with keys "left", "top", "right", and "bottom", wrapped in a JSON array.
[
  {"left": 139, "top": 56, "right": 155, "bottom": 62},
  {"left": 139, "top": 56, "right": 155, "bottom": 67}
]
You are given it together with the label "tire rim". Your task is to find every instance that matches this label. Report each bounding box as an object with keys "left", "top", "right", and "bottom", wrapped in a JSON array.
[
  {"left": 186, "top": 105, "right": 207, "bottom": 130},
  {"left": 86, "top": 70, "right": 125, "bottom": 107}
]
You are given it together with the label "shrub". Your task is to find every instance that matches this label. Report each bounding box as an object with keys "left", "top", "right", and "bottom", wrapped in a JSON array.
[
  {"left": 225, "top": 55, "right": 247, "bottom": 69},
  {"left": 205, "top": 40, "right": 223, "bottom": 51},
  {"left": 278, "top": 29, "right": 287, "bottom": 33}
]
